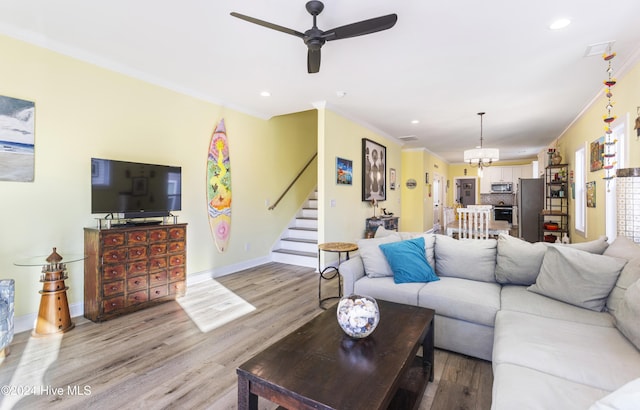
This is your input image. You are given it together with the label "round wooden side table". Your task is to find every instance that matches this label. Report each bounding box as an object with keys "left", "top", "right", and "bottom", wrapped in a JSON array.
[{"left": 317, "top": 242, "right": 358, "bottom": 308}]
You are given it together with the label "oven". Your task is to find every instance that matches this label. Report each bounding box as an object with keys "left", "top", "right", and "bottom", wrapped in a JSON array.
[{"left": 494, "top": 206, "right": 513, "bottom": 224}]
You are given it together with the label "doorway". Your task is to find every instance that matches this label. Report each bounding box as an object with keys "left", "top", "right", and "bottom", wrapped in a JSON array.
[
  {"left": 456, "top": 178, "right": 477, "bottom": 207},
  {"left": 432, "top": 173, "right": 445, "bottom": 227}
]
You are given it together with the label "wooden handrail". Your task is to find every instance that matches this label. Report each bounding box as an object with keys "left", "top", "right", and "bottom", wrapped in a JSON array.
[{"left": 268, "top": 153, "right": 317, "bottom": 210}]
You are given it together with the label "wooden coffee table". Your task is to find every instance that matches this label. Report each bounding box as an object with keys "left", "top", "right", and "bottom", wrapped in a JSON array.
[{"left": 237, "top": 300, "right": 435, "bottom": 410}]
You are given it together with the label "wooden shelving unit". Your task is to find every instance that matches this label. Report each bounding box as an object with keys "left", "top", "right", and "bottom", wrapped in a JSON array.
[{"left": 540, "top": 164, "right": 569, "bottom": 242}]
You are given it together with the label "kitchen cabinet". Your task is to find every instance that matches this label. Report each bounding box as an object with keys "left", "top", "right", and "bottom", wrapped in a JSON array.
[{"left": 480, "top": 165, "right": 532, "bottom": 193}]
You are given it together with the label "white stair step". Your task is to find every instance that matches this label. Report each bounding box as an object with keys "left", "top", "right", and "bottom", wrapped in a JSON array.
[
  {"left": 300, "top": 208, "right": 318, "bottom": 218},
  {"left": 270, "top": 188, "right": 319, "bottom": 269},
  {"left": 271, "top": 249, "right": 318, "bottom": 268},
  {"left": 306, "top": 199, "right": 318, "bottom": 209},
  {"left": 278, "top": 238, "right": 317, "bottom": 253},
  {"left": 286, "top": 227, "right": 318, "bottom": 241},
  {"left": 293, "top": 217, "right": 317, "bottom": 229}
]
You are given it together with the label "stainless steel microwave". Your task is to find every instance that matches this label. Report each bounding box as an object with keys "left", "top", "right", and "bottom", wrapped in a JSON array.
[{"left": 491, "top": 182, "right": 513, "bottom": 193}]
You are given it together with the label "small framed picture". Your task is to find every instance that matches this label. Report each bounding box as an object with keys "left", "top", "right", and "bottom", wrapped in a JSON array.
[
  {"left": 336, "top": 157, "right": 353, "bottom": 185},
  {"left": 389, "top": 168, "right": 396, "bottom": 190},
  {"left": 586, "top": 181, "right": 596, "bottom": 207}
]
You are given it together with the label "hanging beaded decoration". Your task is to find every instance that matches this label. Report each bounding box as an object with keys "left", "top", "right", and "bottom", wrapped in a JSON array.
[{"left": 602, "top": 51, "right": 617, "bottom": 190}]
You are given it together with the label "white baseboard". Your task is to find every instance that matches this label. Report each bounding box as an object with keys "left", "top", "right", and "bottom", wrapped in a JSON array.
[
  {"left": 208, "top": 256, "right": 271, "bottom": 278},
  {"left": 13, "top": 256, "right": 271, "bottom": 335}
]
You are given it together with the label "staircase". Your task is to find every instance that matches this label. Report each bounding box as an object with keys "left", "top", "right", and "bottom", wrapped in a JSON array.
[{"left": 271, "top": 191, "right": 318, "bottom": 268}]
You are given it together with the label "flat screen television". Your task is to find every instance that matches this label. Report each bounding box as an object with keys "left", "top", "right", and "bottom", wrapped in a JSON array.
[{"left": 91, "top": 158, "right": 182, "bottom": 219}]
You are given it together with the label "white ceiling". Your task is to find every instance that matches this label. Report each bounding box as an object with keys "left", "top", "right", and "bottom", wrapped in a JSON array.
[{"left": 1, "top": 0, "right": 640, "bottom": 163}]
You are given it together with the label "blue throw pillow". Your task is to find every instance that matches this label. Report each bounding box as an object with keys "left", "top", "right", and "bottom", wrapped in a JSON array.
[{"left": 378, "top": 236, "right": 439, "bottom": 284}]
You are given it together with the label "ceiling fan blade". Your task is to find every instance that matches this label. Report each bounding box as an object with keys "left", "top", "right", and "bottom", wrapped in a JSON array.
[
  {"left": 230, "top": 12, "right": 305, "bottom": 39},
  {"left": 307, "top": 49, "right": 321, "bottom": 74},
  {"left": 323, "top": 14, "right": 398, "bottom": 41}
]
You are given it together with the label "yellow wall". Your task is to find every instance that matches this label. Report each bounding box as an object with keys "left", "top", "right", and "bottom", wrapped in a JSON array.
[
  {"left": 400, "top": 149, "right": 450, "bottom": 232},
  {"left": 320, "top": 109, "right": 402, "bottom": 245},
  {"left": 557, "top": 59, "right": 640, "bottom": 242},
  {"left": 0, "top": 34, "right": 317, "bottom": 318}
]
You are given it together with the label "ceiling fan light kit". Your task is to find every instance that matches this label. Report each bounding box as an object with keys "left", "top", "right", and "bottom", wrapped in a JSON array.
[
  {"left": 231, "top": 1, "right": 398, "bottom": 73},
  {"left": 464, "top": 112, "right": 499, "bottom": 176}
]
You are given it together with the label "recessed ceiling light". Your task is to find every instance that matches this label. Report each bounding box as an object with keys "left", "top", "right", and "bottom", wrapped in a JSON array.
[
  {"left": 336, "top": 91, "right": 347, "bottom": 98},
  {"left": 411, "top": 120, "right": 420, "bottom": 124},
  {"left": 260, "top": 91, "right": 271, "bottom": 97},
  {"left": 549, "top": 18, "right": 571, "bottom": 30}
]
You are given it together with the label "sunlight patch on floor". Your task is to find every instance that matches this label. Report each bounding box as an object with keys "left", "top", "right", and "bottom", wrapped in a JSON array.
[
  {"left": 176, "top": 279, "right": 256, "bottom": 333},
  {"left": 1, "top": 333, "right": 63, "bottom": 410}
]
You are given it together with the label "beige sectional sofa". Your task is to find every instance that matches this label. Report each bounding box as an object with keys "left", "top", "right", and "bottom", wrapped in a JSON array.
[{"left": 339, "top": 230, "right": 640, "bottom": 409}]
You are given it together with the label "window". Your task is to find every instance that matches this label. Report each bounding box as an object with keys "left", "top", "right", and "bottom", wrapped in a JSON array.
[
  {"left": 605, "top": 120, "right": 627, "bottom": 242},
  {"left": 575, "top": 145, "right": 586, "bottom": 236}
]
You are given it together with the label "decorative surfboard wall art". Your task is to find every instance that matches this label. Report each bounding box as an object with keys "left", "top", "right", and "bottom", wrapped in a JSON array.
[{"left": 207, "top": 119, "right": 232, "bottom": 252}]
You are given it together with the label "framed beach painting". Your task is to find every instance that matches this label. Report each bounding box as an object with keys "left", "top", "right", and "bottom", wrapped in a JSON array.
[
  {"left": 0, "top": 95, "right": 35, "bottom": 182},
  {"left": 362, "top": 138, "right": 386, "bottom": 201},
  {"left": 336, "top": 157, "right": 353, "bottom": 185}
]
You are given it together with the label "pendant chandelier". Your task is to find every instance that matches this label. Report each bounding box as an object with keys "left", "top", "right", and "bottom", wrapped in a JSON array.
[{"left": 464, "top": 112, "right": 499, "bottom": 177}]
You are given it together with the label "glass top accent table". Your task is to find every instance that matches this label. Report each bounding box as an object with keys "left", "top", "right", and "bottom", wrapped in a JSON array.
[{"left": 14, "top": 248, "right": 84, "bottom": 337}]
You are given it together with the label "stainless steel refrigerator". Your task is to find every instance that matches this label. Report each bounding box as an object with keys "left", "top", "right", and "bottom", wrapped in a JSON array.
[{"left": 517, "top": 178, "right": 544, "bottom": 242}]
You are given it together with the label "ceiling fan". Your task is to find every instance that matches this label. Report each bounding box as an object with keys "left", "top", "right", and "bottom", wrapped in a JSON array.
[{"left": 230, "top": 1, "right": 398, "bottom": 74}]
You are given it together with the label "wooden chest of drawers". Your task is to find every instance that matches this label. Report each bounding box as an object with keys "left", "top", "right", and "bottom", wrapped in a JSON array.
[{"left": 84, "top": 223, "right": 187, "bottom": 322}]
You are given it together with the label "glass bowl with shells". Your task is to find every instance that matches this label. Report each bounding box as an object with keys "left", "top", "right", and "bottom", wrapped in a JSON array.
[{"left": 336, "top": 294, "right": 380, "bottom": 338}]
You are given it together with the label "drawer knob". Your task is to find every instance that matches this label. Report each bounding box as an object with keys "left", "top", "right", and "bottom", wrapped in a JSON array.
[
  {"left": 111, "top": 302, "right": 116, "bottom": 306},
  {"left": 111, "top": 286, "right": 117, "bottom": 290}
]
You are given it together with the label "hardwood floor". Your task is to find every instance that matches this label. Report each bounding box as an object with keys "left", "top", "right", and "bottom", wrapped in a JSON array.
[{"left": 0, "top": 262, "right": 492, "bottom": 409}]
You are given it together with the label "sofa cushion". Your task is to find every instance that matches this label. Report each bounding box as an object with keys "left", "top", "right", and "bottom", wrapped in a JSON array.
[
  {"left": 495, "top": 234, "right": 546, "bottom": 285},
  {"left": 374, "top": 226, "right": 397, "bottom": 238},
  {"left": 492, "top": 363, "right": 610, "bottom": 410},
  {"left": 604, "top": 235, "right": 640, "bottom": 260},
  {"left": 589, "top": 377, "right": 640, "bottom": 410},
  {"left": 434, "top": 234, "right": 497, "bottom": 283},
  {"left": 354, "top": 276, "right": 424, "bottom": 306},
  {"left": 417, "top": 277, "right": 501, "bottom": 327},
  {"left": 500, "top": 285, "right": 615, "bottom": 327},
  {"left": 604, "top": 236, "right": 640, "bottom": 313},
  {"left": 615, "top": 279, "right": 640, "bottom": 350},
  {"left": 493, "top": 310, "right": 640, "bottom": 392},
  {"left": 560, "top": 235, "right": 609, "bottom": 254},
  {"left": 528, "top": 246, "right": 625, "bottom": 311},
  {"left": 357, "top": 234, "right": 400, "bottom": 278},
  {"left": 398, "top": 233, "right": 436, "bottom": 269},
  {"left": 378, "top": 236, "right": 439, "bottom": 284}
]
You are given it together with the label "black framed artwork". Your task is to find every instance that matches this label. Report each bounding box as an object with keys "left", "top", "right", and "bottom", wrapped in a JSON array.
[{"left": 362, "top": 138, "right": 386, "bottom": 201}]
